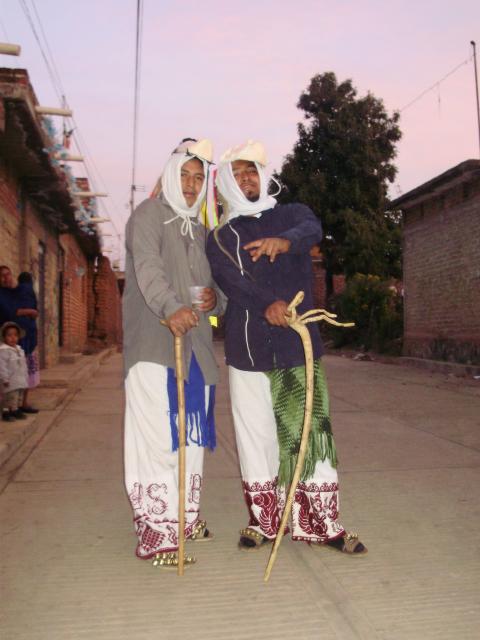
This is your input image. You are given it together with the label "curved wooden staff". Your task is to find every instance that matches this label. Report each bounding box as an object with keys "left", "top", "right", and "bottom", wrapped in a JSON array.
[
  {"left": 264, "top": 291, "right": 354, "bottom": 582},
  {"left": 158, "top": 323, "right": 187, "bottom": 576}
]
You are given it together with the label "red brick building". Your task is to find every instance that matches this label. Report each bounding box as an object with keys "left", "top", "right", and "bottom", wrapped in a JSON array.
[
  {"left": 89, "top": 255, "right": 122, "bottom": 349},
  {"left": 0, "top": 67, "right": 121, "bottom": 367},
  {"left": 310, "top": 246, "right": 346, "bottom": 307},
  {"left": 392, "top": 159, "right": 480, "bottom": 365}
]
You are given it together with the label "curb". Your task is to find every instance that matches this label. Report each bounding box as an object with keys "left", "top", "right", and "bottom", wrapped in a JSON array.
[
  {"left": 325, "top": 349, "right": 480, "bottom": 378},
  {"left": 399, "top": 356, "right": 480, "bottom": 378},
  {"left": 0, "top": 347, "right": 117, "bottom": 488}
]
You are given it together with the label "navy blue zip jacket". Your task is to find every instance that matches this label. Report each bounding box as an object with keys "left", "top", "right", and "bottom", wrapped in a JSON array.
[{"left": 206, "top": 203, "right": 324, "bottom": 372}]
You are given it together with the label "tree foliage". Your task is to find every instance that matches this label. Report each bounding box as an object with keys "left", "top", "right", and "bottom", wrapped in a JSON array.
[
  {"left": 275, "top": 72, "right": 402, "bottom": 289},
  {"left": 328, "top": 274, "right": 403, "bottom": 355}
]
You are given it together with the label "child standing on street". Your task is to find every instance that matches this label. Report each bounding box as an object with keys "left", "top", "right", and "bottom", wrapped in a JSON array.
[{"left": 0, "top": 322, "right": 28, "bottom": 422}]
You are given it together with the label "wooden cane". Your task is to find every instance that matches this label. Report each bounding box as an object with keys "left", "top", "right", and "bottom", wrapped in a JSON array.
[
  {"left": 159, "top": 320, "right": 187, "bottom": 576},
  {"left": 264, "top": 292, "right": 354, "bottom": 582},
  {"left": 173, "top": 334, "right": 187, "bottom": 576}
]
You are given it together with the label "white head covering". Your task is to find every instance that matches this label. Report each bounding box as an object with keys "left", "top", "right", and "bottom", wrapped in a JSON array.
[
  {"left": 161, "top": 138, "right": 213, "bottom": 238},
  {"left": 216, "top": 140, "right": 277, "bottom": 220}
]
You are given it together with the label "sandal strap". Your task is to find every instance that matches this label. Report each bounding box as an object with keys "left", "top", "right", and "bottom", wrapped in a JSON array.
[
  {"left": 152, "top": 552, "right": 196, "bottom": 567},
  {"left": 190, "top": 519, "right": 208, "bottom": 541},
  {"left": 239, "top": 527, "right": 265, "bottom": 544},
  {"left": 343, "top": 532, "right": 360, "bottom": 553}
]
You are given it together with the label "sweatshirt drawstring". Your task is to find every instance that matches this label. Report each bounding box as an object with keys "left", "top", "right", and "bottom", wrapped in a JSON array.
[
  {"left": 164, "top": 214, "right": 197, "bottom": 240},
  {"left": 229, "top": 225, "right": 254, "bottom": 367}
]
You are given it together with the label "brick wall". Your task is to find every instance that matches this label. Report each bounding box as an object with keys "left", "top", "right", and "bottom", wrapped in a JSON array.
[
  {"left": 1, "top": 161, "right": 61, "bottom": 367},
  {"left": 311, "top": 261, "right": 346, "bottom": 307},
  {"left": 403, "top": 176, "right": 480, "bottom": 364},
  {"left": 0, "top": 159, "right": 21, "bottom": 272},
  {"left": 89, "top": 255, "right": 122, "bottom": 348},
  {"left": 1, "top": 67, "right": 117, "bottom": 367},
  {"left": 23, "top": 199, "right": 61, "bottom": 368},
  {"left": 1, "top": 158, "right": 110, "bottom": 366},
  {"left": 86, "top": 261, "right": 96, "bottom": 340},
  {"left": 59, "top": 233, "right": 90, "bottom": 353}
]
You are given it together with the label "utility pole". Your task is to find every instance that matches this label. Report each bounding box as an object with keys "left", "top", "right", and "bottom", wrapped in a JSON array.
[
  {"left": 130, "top": 0, "right": 143, "bottom": 215},
  {"left": 471, "top": 41, "right": 480, "bottom": 157}
]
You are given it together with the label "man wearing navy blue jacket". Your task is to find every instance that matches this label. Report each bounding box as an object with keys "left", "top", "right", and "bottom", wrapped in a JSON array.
[{"left": 207, "top": 141, "right": 366, "bottom": 555}]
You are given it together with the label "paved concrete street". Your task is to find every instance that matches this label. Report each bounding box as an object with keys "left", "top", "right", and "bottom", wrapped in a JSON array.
[{"left": 1, "top": 346, "right": 479, "bottom": 640}]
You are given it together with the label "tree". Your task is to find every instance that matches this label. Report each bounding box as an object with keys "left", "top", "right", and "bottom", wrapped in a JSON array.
[{"left": 275, "top": 72, "right": 402, "bottom": 296}]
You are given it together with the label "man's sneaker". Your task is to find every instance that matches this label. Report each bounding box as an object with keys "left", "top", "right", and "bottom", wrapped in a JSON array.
[
  {"left": 12, "top": 409, "right": 27, "bottom": 420},
  {"left": 2, "top": 411, "right": 16, "bottom": 422}
]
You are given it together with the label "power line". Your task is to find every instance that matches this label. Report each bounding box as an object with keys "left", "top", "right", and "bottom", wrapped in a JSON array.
[
  {"left": 0, "top": 16, "right": 10, "bottom": 40},
  {"left": 130, "top": 0, "right": 144, "bottom": 215},
  {"left": 27, "top": 1, "right": 121, "bottom": 219},
  {"left": 400, "top": 55, "right": 472, "bottom": 113},
  {"left": 18, "top": 0, "right": 63, "bottom": 103},
  {"left": 24, "top": 0, "right": 126, "bottom": 258},
  {"left": 30, "top": 0, "right": 66, "bottom": 100},
  {"left": 17, "top": 0, "right": 126, "bottom": 260}
]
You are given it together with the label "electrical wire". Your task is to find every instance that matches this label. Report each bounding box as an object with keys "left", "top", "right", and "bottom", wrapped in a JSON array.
[
  {"left": 18, "top": 0, "right": 125, "bottom": 262},
  {"left": 400, "top": 55, "right": 472, "bottom": 113},
  {"left": 0, "top": 16, "right": 10, "bottom": 40},
  {"left": 30, "top": 0, "right": 64, "bottom": 101},
  {"left": 30, "top": 0, "right": 126, "bottom": 235},
  {"left": 18, "top": 0, "right": 63, "bottom": 103}
]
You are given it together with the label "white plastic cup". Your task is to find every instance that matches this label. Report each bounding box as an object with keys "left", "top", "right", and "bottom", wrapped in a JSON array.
[{"left": 189, "top": 285, "right": 206, "bottom": 310}]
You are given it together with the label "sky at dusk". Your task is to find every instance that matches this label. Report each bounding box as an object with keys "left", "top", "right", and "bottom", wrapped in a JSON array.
[{"left": 1, "top": 0, "right": 479, "bottom": 264}]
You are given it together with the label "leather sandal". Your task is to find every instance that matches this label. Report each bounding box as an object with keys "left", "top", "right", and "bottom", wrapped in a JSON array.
[
  {"left": 152, "top": 551, "right": 196, "bottom": 569},
  {"left": 188, "top": 519, "right": 214, "bottom": 542},
  {"left": 319, "top": 531, "right": 367, "bottom": 555},
  {"left": 238, "top": 527, "right": 272, "bottom": 551}
]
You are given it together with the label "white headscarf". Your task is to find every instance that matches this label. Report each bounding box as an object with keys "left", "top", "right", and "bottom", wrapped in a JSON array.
[
  {"left": 216, "top": 162, "right": 277, "bottom": 220},
  {"left": 216, "top": 141, "right": 277, "bottom": 220},
  {"left": 161, "top": 153, "right": 209, "bottom": 239}
]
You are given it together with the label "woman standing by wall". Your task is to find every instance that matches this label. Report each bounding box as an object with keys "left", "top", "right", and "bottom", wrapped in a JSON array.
[{"left": 15, "top": 272, "right": 40, "bottom": 413}]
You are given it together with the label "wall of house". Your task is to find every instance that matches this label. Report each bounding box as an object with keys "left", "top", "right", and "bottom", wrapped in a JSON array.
[
  {"left": 2, "top": 160, "right": 125, "bottom": 367},
  {"left": 1, "top": 159, "right": 61, "bottom": 367},
  {"left": 1, "top": 69, "right": 122, "bottom": 371},
  {"left": 0, "top": 159, "right": 21, "bottom": 273},
  {"left": 403, "top": 177, "right": 480, "bottom": 364},
  {"left": 59, "top": 233, "right": 89, "bottom": 353},
  {"left": 90, "top": 255, "right": 122, "bottom": 348},
  {"left": 311, "top": 261, "right": 346, "bottom": 307}
]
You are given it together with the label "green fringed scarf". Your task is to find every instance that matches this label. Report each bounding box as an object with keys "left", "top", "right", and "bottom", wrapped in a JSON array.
[{"left": 265, "top": 360, "right": 337, "bottom": 488}]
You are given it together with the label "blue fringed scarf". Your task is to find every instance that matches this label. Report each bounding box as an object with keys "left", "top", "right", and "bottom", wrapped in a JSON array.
[{"left": 167, "top": 352, "right": 216, "bottom": 452}]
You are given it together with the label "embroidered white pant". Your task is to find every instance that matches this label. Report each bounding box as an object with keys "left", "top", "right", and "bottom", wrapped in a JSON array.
[
  {"left": 124, "top": 361, "right": 210, "bottom": 558},
  {"left": 229, "top": 365, "right": 345, "bottom": 543}
]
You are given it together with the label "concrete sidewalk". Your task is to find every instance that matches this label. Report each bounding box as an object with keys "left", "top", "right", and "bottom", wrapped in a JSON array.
[
  {"left": 0, "top": 347, "right": 116, "bottom": 491},
  {"left": 1, "top": 346, "right": 479, "bottom": 639}
]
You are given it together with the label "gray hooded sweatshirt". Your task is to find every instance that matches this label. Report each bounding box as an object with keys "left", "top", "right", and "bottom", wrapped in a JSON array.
[{"left": 123, "top": 195, "right": 222, "bottom": 384}]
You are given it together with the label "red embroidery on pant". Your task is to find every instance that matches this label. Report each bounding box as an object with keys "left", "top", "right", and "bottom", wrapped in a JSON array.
[
  {"left": 146, "top": 483, "right": 168, "bottom": 516},
  {"left": 128, "top": 477, "right": 203, "bottom": 558},
  {"left": 254, "top": 491, "right": 280, "bottom": 537},
  {"left": 244, "top": 490, "right": 258, "bottom": 528},
  {"left": 244, "top": 479, "right": 277, "bottom": 492},
  {"left": 295, "top": 482, "right": 340, "bottom": 539},
  {"left": 296, "top": 481, "right": 339, "bottom": 493},
  {"left": 242, "top": 478, "right": 281, "bottom": 537},
  {"left": 189, "top": 474, "right": 202, "bottom": 504},
  {"left": 295, "top": 491, "right": 320, "bottom": 536},
  {"left": 128, "top": 482, "right": 143, "bottom": 509},
  {"left": 326, "top": 492, "right": 338, "bottom": 521},
  {"left": 139, "top": 523, "right": 165, "bottom": 553},
  {"left": 166, "top": 524, "right": 178, "bottom": 546}
]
